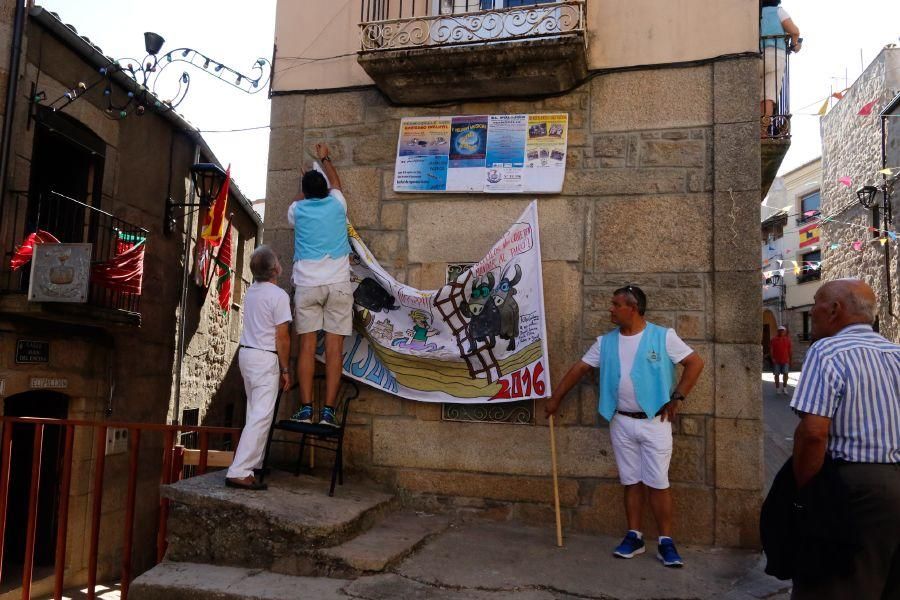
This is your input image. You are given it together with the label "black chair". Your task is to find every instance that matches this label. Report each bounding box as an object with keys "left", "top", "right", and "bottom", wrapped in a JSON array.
[{"left": 261, "top": 375, "right": 359, "bottom": 496}]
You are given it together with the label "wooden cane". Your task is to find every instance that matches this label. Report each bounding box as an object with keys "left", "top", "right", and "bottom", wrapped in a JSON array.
[{"left": 549, "top": 415, "right": 563, "bottom": 547}]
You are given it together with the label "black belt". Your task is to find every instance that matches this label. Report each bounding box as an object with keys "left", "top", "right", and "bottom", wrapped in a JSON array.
[
  {"left": 616, "top": 409, "right": 660, "bottom": 419},
  {"left": 239, "top": 345, "right": 277, "bottom": 355}
]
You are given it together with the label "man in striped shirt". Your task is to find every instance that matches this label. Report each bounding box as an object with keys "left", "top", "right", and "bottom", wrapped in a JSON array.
[{"left": 789, "top": 279, "right": 900, "bottom": 599}]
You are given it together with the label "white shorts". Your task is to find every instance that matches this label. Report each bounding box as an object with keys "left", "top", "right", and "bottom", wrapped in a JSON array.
[
  {"left": 610, "top": 413, "right": 673, "bottom": 489},
  {"left": 293, "top": 282, "right": 354, "bottom": 336},
  {"left": 759, "top": 46, "right": 786, "bottom": 102}
]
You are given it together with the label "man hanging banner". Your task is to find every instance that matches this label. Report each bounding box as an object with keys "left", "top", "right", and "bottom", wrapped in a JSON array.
[
  {"left": 394, "top": 114, "right": 568, "bottom": 194},
  {"left": 325, "top": 201, "right": 551, "bottom": 404}
]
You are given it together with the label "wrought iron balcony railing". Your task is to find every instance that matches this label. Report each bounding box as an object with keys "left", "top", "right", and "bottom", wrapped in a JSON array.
[
  {"left": 359, "top": 0, "right": 586, "bottom": 52},
  {"left": 1, "top": 190, "right": 149, "bottom": 319},
  {"left": 760, "top": 34, "right": 793, "bottom": 140}
]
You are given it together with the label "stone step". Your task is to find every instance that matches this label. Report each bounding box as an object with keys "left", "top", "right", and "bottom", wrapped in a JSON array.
[
  {"left": 129, "top": 562, "right": 348, "bottom": 600},
  {"left": 162, "top": 470, "right": 398, "bottom": 572},
  {"left": 317, "top": 511, "right": 451, "bottom": 577}
]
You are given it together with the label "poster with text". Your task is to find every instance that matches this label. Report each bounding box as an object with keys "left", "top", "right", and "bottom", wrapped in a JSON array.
[
  {"left": 446, "top": 115, "right": 488, "bottom": 192},
  {"left": 394, "top": 118, "right": 452, "bottom": 192},
  {"left": 393, "top": 113, "right": 568, "bottom": 194},
  {"left": 524, "top": 113, "right": 568, "bottom": 193}
]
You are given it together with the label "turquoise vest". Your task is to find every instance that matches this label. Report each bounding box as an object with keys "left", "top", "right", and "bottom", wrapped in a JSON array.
[
  {"left": 760, "top": 6, "right": 787, "bottom": 50},
  {"left": 597, "top": 323, "right": 676, "bottom": 422},
  {"left": 293, "top": 195, "right": 350, "bottom": 262}
]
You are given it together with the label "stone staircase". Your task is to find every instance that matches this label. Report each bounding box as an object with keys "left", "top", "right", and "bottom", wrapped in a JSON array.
[{"left": 130, "top": 470, "right": 450, "bottom": 599}]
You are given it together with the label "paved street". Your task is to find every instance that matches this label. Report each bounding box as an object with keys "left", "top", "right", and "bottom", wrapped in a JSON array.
[{"left": 762, "top": 370, "right": 802, "bottom": 493}]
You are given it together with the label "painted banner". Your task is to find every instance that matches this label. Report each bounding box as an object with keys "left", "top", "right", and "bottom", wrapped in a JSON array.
[
  {"left": 393, "top": 114, "right": 568, "bottom": 194},
  {"left": 322, "top": 201, "right": 551, "bottom": 404}
]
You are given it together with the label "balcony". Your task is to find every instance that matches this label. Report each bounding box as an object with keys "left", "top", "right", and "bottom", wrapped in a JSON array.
[
  {"left": 0, "top": 191, "right": 149, "bottom": 327},
  {"left": 760, "top": 34, "right": 793, "bottom": 199},
  {"left": 357, "top": 0, "right": 588, "bottom": 104}
]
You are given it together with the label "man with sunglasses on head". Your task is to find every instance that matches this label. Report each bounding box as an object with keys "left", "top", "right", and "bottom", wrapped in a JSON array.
[
  {"left": 545, "top": 285, "right": 704, "bottom": 568},
  {"left": 286, "top": 143, "right": 353, "bottom": 429}
]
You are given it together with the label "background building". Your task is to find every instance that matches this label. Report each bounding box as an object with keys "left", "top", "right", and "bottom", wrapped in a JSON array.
[
  {"left": 0, "top": 4, "right": 260, "bottom": 594},
  {"left": 820, "top": 46, "right": 900, "bottom": 342},
  {"left": 761, "top": 158, "right": 823, "bottom": 367},
  {"left": 265, "top": 0, "right": 772, "bottom": 547}
]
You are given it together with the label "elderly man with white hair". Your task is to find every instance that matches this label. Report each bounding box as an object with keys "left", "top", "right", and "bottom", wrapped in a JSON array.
[
  {"left": 789, "top": 279, "right": 900, "bottom": 598},
  {"left": 225, "top": 245, "right": 292, "bottom": 491}
]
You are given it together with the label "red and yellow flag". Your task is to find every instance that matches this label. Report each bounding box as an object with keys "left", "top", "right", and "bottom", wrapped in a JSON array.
[
  {"left": 201, "top": 166, "right": 230, "bottom": 247},
  {"left": 215, "top": 225, "right": 233, "bottom": 313},
  {"left": 799, "top": 223, "right": 821, "bottom": 248}
]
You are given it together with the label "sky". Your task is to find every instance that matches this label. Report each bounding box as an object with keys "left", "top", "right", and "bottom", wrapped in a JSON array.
[
  {"left": 37, "top": 0, "right": 276, "bottom": 201},
  {"left": 33, "top": 1, "right": 900, "bottom": 199},
  {"left": 778, "top": 0, "right": 900, "bottom": 175}
]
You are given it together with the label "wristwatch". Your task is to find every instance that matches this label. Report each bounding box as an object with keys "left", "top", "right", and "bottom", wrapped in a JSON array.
[
  {"left": 670, "top": 391, "right": 685, "bottom": 402},
  {"left": 280, "top": 367, "right": 289, "bottom": 375},
  {"left": 320, "top": 156, "right": 331, "bottom": 163}
]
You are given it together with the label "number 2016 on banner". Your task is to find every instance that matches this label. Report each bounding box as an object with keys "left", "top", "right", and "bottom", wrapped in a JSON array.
[{"left": 492, "top": 362, "right": 546, "bottom": 400}]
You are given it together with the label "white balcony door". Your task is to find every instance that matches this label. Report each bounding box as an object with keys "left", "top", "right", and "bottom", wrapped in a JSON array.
[{"left": 435, "top": 0, "right": 557, "bottom": 15}]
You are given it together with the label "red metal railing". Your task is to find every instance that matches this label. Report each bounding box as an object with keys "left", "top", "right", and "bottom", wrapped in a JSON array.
[{"left": 0, "top": 416, "right": 240, "bottom": 600}]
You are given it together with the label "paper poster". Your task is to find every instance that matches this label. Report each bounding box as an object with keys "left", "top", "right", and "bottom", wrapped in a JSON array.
[
  {"left": 484, "top": 114, "right": 528, "bottom": 193},
  {"left": 394, "top": 118, "right": 452, "bottom": 192},
  {"left": 524, "top": 113, "right": 568, "bottom": 193},
  {"left": 320, "top": 202, "right": 551, "bottom": 404},
  {"left": 446, "top": 115, "right": 488, "bottom": 192},
  {"left": 393, "top": 113, "right": 569, "bottom": 194}
]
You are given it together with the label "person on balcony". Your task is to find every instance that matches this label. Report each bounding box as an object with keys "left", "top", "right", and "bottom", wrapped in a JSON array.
[
  {"left": 226, "top": 246, "right": 293, "bottom": 491},
  {"left": 287, "top": 143, "right": 353, "bottom": 428},
  {"left": 544, "top": 286, "right": 705, "bottom": 568},
  {"left": 770, "top": 325, "right": 793, "bottom": 395},
  {"left": 760, "top": 0, "right": 801, "bottom": 136}
]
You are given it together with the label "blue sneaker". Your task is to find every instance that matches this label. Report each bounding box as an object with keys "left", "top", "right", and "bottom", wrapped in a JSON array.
[
  {"left": 657, "top": 537, "right": 684, "bottom": 568},
  {"left": 290, "top": 404, "right": 313, "bottom": 424},
  {"left": 613, "top": 531, "right": 645, "bottom": 559},
  {"left": 319, "top": 406, "right": 339, "bottom": 428}
]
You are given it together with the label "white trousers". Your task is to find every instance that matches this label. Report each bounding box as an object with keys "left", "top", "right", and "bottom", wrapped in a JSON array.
[{"left": 226, "top": 348, "right": 279, "bottom": 479}]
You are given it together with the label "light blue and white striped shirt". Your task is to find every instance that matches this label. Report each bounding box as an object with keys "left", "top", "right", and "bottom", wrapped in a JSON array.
[{"left": 791, "top": 324, "right": 900, "bottom": 463}]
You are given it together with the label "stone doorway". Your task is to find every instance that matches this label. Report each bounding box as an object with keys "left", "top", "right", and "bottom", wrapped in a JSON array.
[{"left": 2, "top": 390, "right": 68, "bottom": 572}]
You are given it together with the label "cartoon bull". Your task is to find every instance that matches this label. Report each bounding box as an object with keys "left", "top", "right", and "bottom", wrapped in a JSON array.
[
  {"left": 354, "top": 277, "right": 399, "bottom": 312},
  {"left": 460, "top": 273, "right": 500, "bottom": 354},
  {"left": 491, "top": 264, "right": 522, "bottom": 351}
]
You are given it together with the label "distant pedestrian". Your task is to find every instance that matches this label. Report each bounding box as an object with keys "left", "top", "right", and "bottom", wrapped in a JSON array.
[
  {"left": 769, "top": 325, "right": 792, "bottom": 395},
  {"left": 545, "top": 286, "right": 704, "bottom": 568},
  {"left": 225, "top": 246, "right": 292, "bottom": 490},
  {"left": 287, "top": 143, "right": 353, "bottom": 428},
  {"left": 789, "top": 279, "right": 900, "bottom": 599}
]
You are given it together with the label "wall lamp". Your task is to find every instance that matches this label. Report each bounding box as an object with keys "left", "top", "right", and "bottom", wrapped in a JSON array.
[
  {"left": 856, "top": 185, "right": 880, "bottom": 209},
  {"left": 165, "top": 163, "right": 227, "bottom": 234}
]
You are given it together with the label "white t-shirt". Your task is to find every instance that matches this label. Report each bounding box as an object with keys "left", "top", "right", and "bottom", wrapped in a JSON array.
[
  {"left": 286, "top": 188, "right": 351, "bottom": 287},
  {"left": 777, "top": 7, "right": 790, "bottom": 21},
  {"left": 239, "top": 282, "right": 292, "bottom": 351},
  {"left": 581, "top": 328, "right": 694, "bottom": 412}
]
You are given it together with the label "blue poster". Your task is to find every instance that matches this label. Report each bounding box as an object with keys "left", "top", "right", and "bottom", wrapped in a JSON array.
[{"left": 394, "top": 155, "right": 449, "bottom": 192}]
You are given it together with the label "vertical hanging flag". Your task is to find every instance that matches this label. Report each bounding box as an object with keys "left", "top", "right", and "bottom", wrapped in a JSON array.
[
  {"left": 858, "top": 100, "right": 878, "bottom": 116},
  {"left": 215, "top": 225, "right": 233, "bottom": 313},
  {"left": 201, "top": 165, "right": 230, "bottom": 247},
  {"left": 799, "top": 223, "right": 821, "bottom": 248}
]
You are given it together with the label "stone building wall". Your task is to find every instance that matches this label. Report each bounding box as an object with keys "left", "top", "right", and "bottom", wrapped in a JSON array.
[
  {"left": 0, "top": 12, "right": 259, "bottom": 591},
  {"left": 820, "top": 47, "right": 900, "bottom": 342},
  {"left": 265, "top": 56, "right": 762, "bottom": 547}
]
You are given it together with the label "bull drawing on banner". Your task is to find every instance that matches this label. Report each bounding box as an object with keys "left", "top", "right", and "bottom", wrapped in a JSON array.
[
  {"left": 492, "top": 263, "right": 522, "bottom": 351},
  {"left": 461, "top": 273, "right": 500, "bottom": 354}
]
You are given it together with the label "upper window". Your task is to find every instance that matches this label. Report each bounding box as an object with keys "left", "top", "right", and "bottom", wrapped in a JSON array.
[
  {"left": 797, "top": 249, "right": 822, "bottom": 284},
  {"left": 798, "top": 190, "right": 821, "bottom": 223}
]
